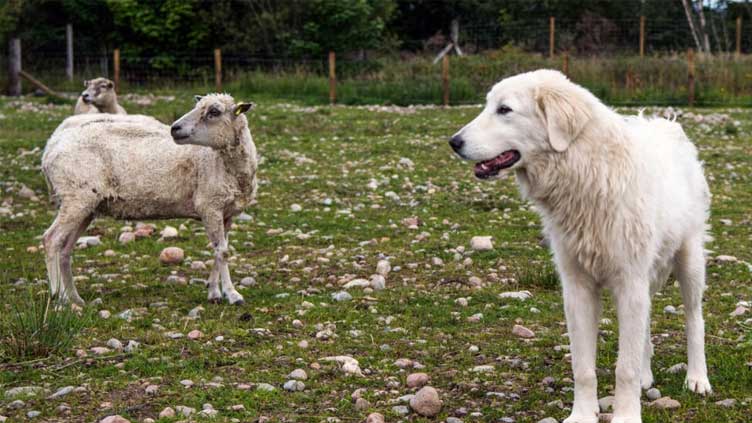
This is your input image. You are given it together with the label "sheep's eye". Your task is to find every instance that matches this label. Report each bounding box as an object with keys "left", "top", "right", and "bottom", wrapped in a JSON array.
[
  {"left": 208, "top": 107, "right": 221, "bottom": 117},
  {"left": 496, "top": 105, "right": 512, "bottom": 115}
]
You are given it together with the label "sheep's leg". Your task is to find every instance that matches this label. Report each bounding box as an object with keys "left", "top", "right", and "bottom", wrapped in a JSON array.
[
  {"left": 219, "top": 216, "right": 244, "bottom": 305},
  {"left": 43, "top": 205, "right": 92, "bottom": 306},
  {"left": 43, "top": 216, "right": 64, "bottom": 298},
  {"left": 59, "top": 214, "right": 93, "bottom": 306},
  {"left": 206, "top": 264, "right": 221, "bottom": 304},
  {"left": 203, "top": 214, "right": 243, "bottom": 305}
]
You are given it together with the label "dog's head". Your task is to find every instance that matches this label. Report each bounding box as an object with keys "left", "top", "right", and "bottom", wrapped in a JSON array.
[{"left": 450, "top": 69, "right": 593, "bottom": 179}]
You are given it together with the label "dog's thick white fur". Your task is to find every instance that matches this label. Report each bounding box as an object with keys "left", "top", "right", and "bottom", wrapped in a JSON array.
[{"left": 451, "top": 70, "right": 711, "bottom": 423}]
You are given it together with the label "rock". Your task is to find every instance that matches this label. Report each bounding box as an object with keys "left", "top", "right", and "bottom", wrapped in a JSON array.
[
  {"left": 145, "top": 385, "right": 159, "bottom": 395},
  {"left": 409, "top": 386, "right": 442, "bottom": 417},
  {"left": 650, "top": 396, "right": 680, "bottom": 409},
  {"left": 99, "top": 310, "right": 111, "bottom": 319},
  {"left": 99, "top": 416, "right": 130, "bottom": 423},
  {"left": 48, "top": 386, "right": 74, "bottom": 399},
  {"left": 161, "top": 226, "right": 178, "bottom": 239},
  {"left": 7, "top": 400, "right": 25, "bottom": 409},
  {"left": 240, "top": 276, "right": 256, "bottom": 286},
  {"left": 27, "top": 411, "right": 41, "bottom": 419},
  {"left": 715, "top": 255, "right": 737, "bottom": 262},
  {"left": 354, "top": 397, "right": 370, "bottom": 411},
  {"left": 288, "top": 369, "right": 308, "bottom": 380},
  {"left": 447, "top": 418, "right": 464, "bottom": 423},
  {"left": 5, "top": 386, "right": 43, "bottom": 398},
  {"left": 187, "top": 330, "right": 203, "bottom": 340},
  {"left": 715, "top": 398, "right": 736, "bottom": 407},
  {"left": 237, "top": 212, "right": 252, "bottom": 222},
  {"left": 370, "top": 274, "right": 386, "bottom": 290},
  {"left": 175, "top": 406, "right": 196, "bottom": 417},
  {"left": 663, "top": 305, "right": 677, "bottom": 314},
  {"left": 468, "top": 276, "right": 483, "bottom": 287},
  {"left": 406, "top": 372, "right": 429, "bottom": 388},
  {"left": 188, "top": 305, "right": 204, "bottom": 318},
  {"left": 470, "top": 236, "right": 493, "bottom": 251},
  {"left": 190, "top": 261, "right": 206, "bottom": 270},
  {"left": 365, "top": 413, "right": 384, "bottom": 423},
  {"left": 106, "top": 338, "right": 123, "bottom": 350},
  {"left": 0, "top": 416, "right": 7, "bottom": 422},
  {"left": 499, "top": 290, "right": 533, "bottom": 300},
  {"left": 598, "top": 396, "right": 615, "bottom": 412},
  {"left": 290, "top": 203, "right": 302, "bottom": 212},
  {"left": 666, "top": 363, "right": 687, "bottom": 374},
  {"left": 343, "top": 278, "right": 370, "bottom": 289},
  {"left": 467, "top": 313, "right": 483, "bottom": 323},
  {"left": 124, "top": 340, "right": 140, "bottom": 353},
  {"left": 392, "top": 405, "right": 410, "bottom": 416},
  {"left": 456, "top": 297, "right": 468, "bottom": 307},
  {"left": 331, "top": 291, "right": 352, "bottom": 302},
  {"left": 159, "top": 247, "right": 184, "bottom": 264},
  {"left": 104, "top": 249, "right": 116, "bottom": 256},
  {"left": 472, "top": 365, "right": 494, "bottom": 373},
  {"left": 645, "top": 388, "right": 661, "bottom": 401},
  {"left": 320, "top": 356, "right": 363, "bottom": 376},
  {"left": 256, "top": 383, "right": 276, "bottom": 392},
  {"left": 512, "top": 324, "right": 535, "bottom": 338},
  {"left": 283, "top": 380, "right": 305, "bottom": 391},
  {"left": 76, "top": 236, "right": 101, "bottom": 247},
  {"left": 538, "top": 419, "right": 557, "bottom": 423},
  {"left": 376, "top": 260, "right": 391, "bottom": 276},
  {"left": 118, "top": 232, "right": 135, "bottom": 244},
  {"left": 730, "top": 306, "right": 749, "bottom": 317}
]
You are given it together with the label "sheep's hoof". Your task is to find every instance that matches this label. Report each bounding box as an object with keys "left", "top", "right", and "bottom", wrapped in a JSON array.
[
  {"left": 230, "top": 299, "right": 245, "bottom": 306},
  {"left": 208, "top": 298, "right": 222, "bottom": 304}
]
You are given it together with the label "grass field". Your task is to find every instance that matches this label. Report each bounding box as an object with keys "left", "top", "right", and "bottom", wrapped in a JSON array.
[{"left": 0, "top": 93, "right": 751, "bottom": 423}]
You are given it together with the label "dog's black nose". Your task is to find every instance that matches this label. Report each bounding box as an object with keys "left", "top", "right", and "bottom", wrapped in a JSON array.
[
  {"left": 82, "top": 93, "right": 89, "bottom": 100},
  {"left": 449, "top": 135, "right": 464, "bottom": 152},
  {"left": 170, "top": 124, "right": 181, "bottom": 135}
]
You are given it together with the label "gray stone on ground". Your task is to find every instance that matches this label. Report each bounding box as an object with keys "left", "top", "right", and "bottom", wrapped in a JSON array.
[
  {"left": 391, "top": 405, "right": 409, "bottom": 416},
  {"left": 538, "top": 418, "right": 558, "bottom": 423},
  {"left": 715, "top": 398, "right": 736, "bottom": 407},
  {"left": 598, "top": 396, "right": 614, "bottom": 412},
  {"left": 331, "top": 291, "right": 352, "bottom": 302},
  {"left": 5, "top": 386, "right": 43, "bottom": 398},
  {"left": 649, "top": 396, "right": 681, "bottom": 409},
  {"left": 366, "top": 413, "right": 385, "bottom": 423},
  {"left": 666, "top": 363, "right": 687, "bottom": 374},
  {"left": 99, "top": 416, "right": 130, "bottom": 423},
  {"left": 409, "top": 386, "right": 442, "bottom": 417},
  {"left": 283, "top": 380, "right": 305, "bottom": 391},
  {"left": 406, "top": 372, "right": 429, "bottom": 388},
  {"left": 470, "top": 236, "right": 493, "bottom": 251},
  {"left": 645, "top": 388, "right": 661, "bottom": 401},
  {"left": 256, "top": 383, "right": 275, "bottom": 392},
  {"left": 48, "top": 386, "right": 74, "bottom": 399}
]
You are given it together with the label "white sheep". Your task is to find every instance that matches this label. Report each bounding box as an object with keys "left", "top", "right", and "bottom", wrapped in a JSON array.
[
  {"left": 42, "top": 94, "right": 257, "bottom": 305},
  {"left": 73, "top": 77, "right": 127, "bottom": 115}
]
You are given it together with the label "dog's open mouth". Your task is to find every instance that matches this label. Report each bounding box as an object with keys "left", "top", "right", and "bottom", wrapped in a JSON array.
[{"left": 474, "top": 150, "right": 521, "bottom": 179}]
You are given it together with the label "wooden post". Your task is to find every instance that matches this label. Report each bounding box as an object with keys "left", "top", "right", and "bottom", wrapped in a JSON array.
[
  {"left": 214, "top": 48, "right": 222, "bottom": 92},
  {"left": 19, "top": 70, "right": 63, "bottom": 98},
  {"left": 8, "top": 38, "right": 21, "bottom": 96},
  {"left": 329, "top": 51, "right": 336, "bottom": 105},
  {"left": 113, "top": 49, "right": 120, "bottom": 92},
  {"left": 639, "top": 16, "right": 645, "bottom": 58},
  {"left": 442, "top": 54, "right": 449, "bottom": 106},
  {"left": 736, "top": 16, "right": 742, "bottom": 59},
  {"left": 66, "top": 24, "right": 74, "bottom": 81},
  {"left": 562, "top": 52, "right": 569, "bottom": 75},
  {"left": 687, "top": 48, "right": 695, "bottom": 107},
  {"left": 549, "top": 17, "right": 555, "bottom": 58}
]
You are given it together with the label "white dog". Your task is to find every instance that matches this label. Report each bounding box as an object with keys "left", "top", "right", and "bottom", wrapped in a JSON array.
[{"left": 450, "top": 70, "right": 711, "bottom": 423}]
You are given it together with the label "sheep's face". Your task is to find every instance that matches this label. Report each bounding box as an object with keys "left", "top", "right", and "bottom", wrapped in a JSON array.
[
  {"left": 171, "top": 94, "right": 254, "bottom": 149},
  {"left": 81, "top": 78, "right": 116, "bottom": 106}
]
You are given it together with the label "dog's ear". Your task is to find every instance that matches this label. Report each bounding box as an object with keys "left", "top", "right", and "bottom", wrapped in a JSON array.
[{"left": 536, "top": 83, "right": 592, "bottom": 152}]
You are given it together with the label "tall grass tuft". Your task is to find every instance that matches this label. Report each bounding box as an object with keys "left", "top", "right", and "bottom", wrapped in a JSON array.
[
  {"left": 0, "top": 290, "right": 90, "bottom": 362},
  {"left": 516, "top": 262, "right": 560, "bottom": 291}
]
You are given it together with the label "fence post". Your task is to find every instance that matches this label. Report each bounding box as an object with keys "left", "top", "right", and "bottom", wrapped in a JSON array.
[
  {"left": 549, "top": 17, "right": 555, "bottom": 58},
  {"left": 639, "top": 16, "right": 645, "bottom": 58},
  {"left": 329, "top": 51, "right": 336, "bottom": 105},
  {"left": 8, "top": 38, "right": 21, "bottom": 96},
  {"left": 687, "top": 48, "right": 695, "bottom": 107},
  {"left": 562, "top": 52, "right": 569, "bottom": 75},
  {"left": 442, "top": 54, "right": 449, "bottom": 106},
  {"left": 113, "top": 49, "right": 120, "bottom": 92},
  {"left": 736, "top": 17, "right": 742, "bottom": 59},
  {"left": 66, "top": 24, "right": 74, "bottom": 81},
  {"left": 214, "top": 48, "right": 222, "bottom": 92}
]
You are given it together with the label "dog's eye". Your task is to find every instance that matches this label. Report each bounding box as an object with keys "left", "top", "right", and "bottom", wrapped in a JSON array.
[{"left": 496, "top": 105, "right": 512, "bottom": 115}]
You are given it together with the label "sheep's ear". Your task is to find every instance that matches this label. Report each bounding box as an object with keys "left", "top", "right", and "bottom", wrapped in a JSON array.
[
  {"left": 535, "top": 84, "right": 592, "bottom": 152},
  {"left": 106, "top": 81, "right": 114, "bottom": 89},
  {"left": 194, "top": 95, "right": 203, "bottom": 103},
  {"left": 83, "top": 80, "right": 88, "bottom": 87},
  {"left": 233, "top": 102, "right": 255, "bottom": 116}
]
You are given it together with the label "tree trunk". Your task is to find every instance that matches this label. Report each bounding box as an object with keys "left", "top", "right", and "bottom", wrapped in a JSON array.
[
  {"left": 682, "top": 0, "right": 704, "bottom": 52},
  {"left": 696, "top": 0, "right": 712, "bottom": 53}
]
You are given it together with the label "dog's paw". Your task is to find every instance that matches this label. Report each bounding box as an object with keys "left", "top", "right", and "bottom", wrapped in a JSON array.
[
  {"left": 563, "top": 414, "right": 598, "bottom": 423},
  {"left": 640, "top": 368, "right": 654, "bottom": 390},
  {"left": 226, "top": 290, "right": 245, "bottom": 305},
  {"left": 685, "top": 373, "right": 712, "bottom": 395}
]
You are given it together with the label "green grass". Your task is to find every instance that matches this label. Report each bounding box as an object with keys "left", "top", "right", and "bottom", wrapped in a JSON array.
[{"left": 0, "top": 93, "right": 750, "bottom": 422}]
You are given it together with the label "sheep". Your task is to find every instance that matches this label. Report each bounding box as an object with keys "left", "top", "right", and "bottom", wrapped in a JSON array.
[
  {"left": 73, "top": 77, "right": 127, "bottom": 115},
  {"left": 42, "top": 94, "right": 257, "bottom": 305}
]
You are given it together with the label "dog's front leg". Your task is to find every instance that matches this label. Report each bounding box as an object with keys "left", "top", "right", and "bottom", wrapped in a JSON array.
[
  {"left": 562, "top": 273, "right": 601, "bottom": 423},
  {"left": 612, "top": 280, "right": 650, "bottom": 423}
]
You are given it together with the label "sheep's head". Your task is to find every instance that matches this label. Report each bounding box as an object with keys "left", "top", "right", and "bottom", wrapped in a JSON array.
[
  {"left": 81, "top": 77, "right": 116, "bottom": 106},
  {"left": 170, "top": 94, "right": 254, "bottom": 149}
]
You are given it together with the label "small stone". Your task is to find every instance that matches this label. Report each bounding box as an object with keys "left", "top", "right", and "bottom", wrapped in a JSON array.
[
  {"left": 290, "top": 203, "right": 302, "bottom": 212},
  {"left": 159, "top": 247, "right": 184, "bottom": 264},
  {"left": 237, "top": 212, "right": 252, "bottom": 222},
  {"left": 715, "top": 255, "right": 737, "bottom": 262},
  {"left": 99, "top": 310, "right": 111, "bottom": 319},
  {"left": 7, "top": 400, "right": 25, "bottom": 409},
  {"left": 470, "top": 236, "right": 493, "bottom": 251},
  {"left": 394, "top": 358, "right": 414, "bottom": 368},
  {"left": 666, "top": 363, "right": 687, "bottom": 374},
  {"left": 231, "top": 404, "right": 245, "bottom": 411},
  {"left": 331, "top": 291, "right": 352, "bottom": 302},
  {"left": 118, "top": 232, "right": 135, "bottom": 244},
  {"left": 27, "top": 411, "right": 41, "bottom": 419},
  {"left": 499, "top": 290, "right": 533, "bottom": 300},
  {"left": 468, "top": 276, "right": 483, "bottom": 287},
  {"left": 409, "top": 386, "right": 442, "bottom": 417},
  {"left": 645, "top": 388, "right": 661, "bottom": 401},
  {"left": 77, "top": 236, "right": 101, "bottom": 247},
  {"left": 370, "top": 274, "right": 386, "bottom": 290},
  {"left": 106, "top": 338, "right": 123, "bottom": 350},
  {"left": 406, "top": 372, "right": 429, "bottom": 388},
  {"left": 180, "top": 379, "right": 194, "bottom": 388},
  {"left": 663, "top": 305, "right": 677, "bottom": 314},
  {"left": 175, "top": 406, "right": 196, "bottom": 417},
  {"left": 161, "top": 226, "right": 178, "bottom": 239},
  {"left": 376, "top": 260, "right": 391, "bottom": 276},
  {"left": 256, "top": 383, "right": 276, "bottom": 392},
  {"left": 288, "top": 369, "right": 308, "bottom": 380},
  {"left": 355, "top": 397, "right": 370, "bottom": 411},
  {"left": 145, "top": 385, "right": 159, "bottom": 395},
  {"left": 191, "top": 261, "right": 206, "bottom": 270},
  {"left": 392, "top": 405, "right": 410, "bottom": 416},
  {"left": 188, "top": 306, "right": 204, "bottom": 318},
  {"left": 512, "top": 324, "right": 535, "bottom": 338},
  {"left": 283, "top": 380, "right": 305, "bottom": 391},
  {"left": 649, "top": 396, "right": 681, "bottom": 409},
  {"left": 99, "top": 416, "right": 130, "bottom": 423},
  {"left": 343, "top": 278, "right": 370, "bottom": 289},
  {"left": 187, "top": 329, "right": 203, "bottom": 340},
  {"left": 48, "top": 386, "right": 74, "bottom": 399},
  {"left": 366, "top": 413, "right": 385, "bottom": 423},
  {"left": 90, "top": 347, "right": 111, "bottom": 355},
  {"left": 456, "top": 297, "right": 468, "bottom": 307},
  {"left": 5, "top": 386, "right": 43, "bottom": 398},
  {"left": 472, "top": 365, "right": 494, "bottom": 373},
  {"left": 730, "top": 305, "right": 749, "bottom": 317},
  {"left": 124, "top": 340, "right": 140, "bottom": 353},
  {"left": 104, "top": 249, "right": 116, "bottom": 257},
  {"left": 298, "top": 340, "right": 309, "bottom": 348},
  {"left": 598, "top": 396, "right": 615, "bottom": 412},
  {"left": 537, "top": 419, "right": 557, "bottom": 423},
  {"left": 467, "top": 313, "right": 483, "bottom": 323},
  {"left": 715, "top": 398, "right": 736, "bottom": 407}
]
